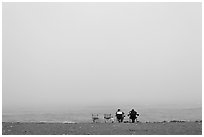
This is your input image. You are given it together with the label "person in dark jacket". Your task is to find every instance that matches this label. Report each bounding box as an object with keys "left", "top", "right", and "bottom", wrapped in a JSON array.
[
  {"left": 115, "top": 109, "right": 125, "bottom": 123},
  {"left": 128, "top": 109, "right": 139, "bottom": 123}
]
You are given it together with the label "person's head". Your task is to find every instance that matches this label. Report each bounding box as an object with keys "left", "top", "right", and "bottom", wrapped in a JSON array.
[
  {"left": 118, "top": 108, "right": 121, "bottom": 111},
  {"left": 131, "top": 109, "right": 134, "bottom": 111}
]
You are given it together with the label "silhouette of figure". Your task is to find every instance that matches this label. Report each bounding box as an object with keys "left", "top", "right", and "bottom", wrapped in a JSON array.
[
  {"left": 115, "top": 109, "right": 125, "bottom": 123},
  {"left": 128, "top": 109, "right": 139, "bottom": 123}
]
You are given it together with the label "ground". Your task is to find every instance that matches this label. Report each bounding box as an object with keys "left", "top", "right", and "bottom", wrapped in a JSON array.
[{"left": 2, "top": 121, "right": 202, "bottom": 135}]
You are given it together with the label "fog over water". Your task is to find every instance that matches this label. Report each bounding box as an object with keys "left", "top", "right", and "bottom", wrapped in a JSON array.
[{"left": 3, "top": 3, "right": 201, "bottom": 122}]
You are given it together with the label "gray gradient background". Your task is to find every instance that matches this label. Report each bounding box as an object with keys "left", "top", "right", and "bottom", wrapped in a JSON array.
[{"left": 3, "top": 3, "right": 201, "bottom": 112}]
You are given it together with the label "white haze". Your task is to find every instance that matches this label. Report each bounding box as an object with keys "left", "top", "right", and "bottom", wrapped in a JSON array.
[{"left": 2, "top": 3, "right": 201, "bottom": 113}]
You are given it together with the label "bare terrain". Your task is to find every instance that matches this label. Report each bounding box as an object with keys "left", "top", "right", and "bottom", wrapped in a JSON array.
[{"left": 2, "top": 121, "right": 202, "bottom": 135}]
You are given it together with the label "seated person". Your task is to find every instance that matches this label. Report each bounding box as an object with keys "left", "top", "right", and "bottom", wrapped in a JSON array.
[
  {"left": 128, "top": 109, "right": 139, "bottom": 123},
  {"left": 116, "top": 109, "right": 125, "bottom": 123}
]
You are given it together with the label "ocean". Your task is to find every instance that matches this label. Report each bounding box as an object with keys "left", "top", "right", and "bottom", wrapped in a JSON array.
[{"left": 2, "top": 106, "right": 202, "bottom": 123}]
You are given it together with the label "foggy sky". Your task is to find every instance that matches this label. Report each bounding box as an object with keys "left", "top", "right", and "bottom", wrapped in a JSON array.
[{"left": 3, "top": 2, "right": 201, "bottom": 111}]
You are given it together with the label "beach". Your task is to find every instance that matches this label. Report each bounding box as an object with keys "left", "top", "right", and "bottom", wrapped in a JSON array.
[{"left": 2, "top": 121, "right": 202, "bottom": 135}]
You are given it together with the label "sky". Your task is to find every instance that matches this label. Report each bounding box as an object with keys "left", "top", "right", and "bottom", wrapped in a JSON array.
[{"left": 2, "top": 2, "right": 202, "bottom": 112}]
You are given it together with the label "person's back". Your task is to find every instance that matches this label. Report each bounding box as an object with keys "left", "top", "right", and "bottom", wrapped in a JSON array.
[
  {"left": 128, "top": 109, "right": 139, "bottom": 123},
  {"left": 130, "top": 110, "right": 137, "bottom": 119},
  {"left": 116, "top": 109, "right": 124, "bottom": 123}
]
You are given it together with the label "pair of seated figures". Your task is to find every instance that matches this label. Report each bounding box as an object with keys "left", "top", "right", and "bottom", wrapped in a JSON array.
[{"left": 116, "top": 109, "right": 139, "bottom": 123}]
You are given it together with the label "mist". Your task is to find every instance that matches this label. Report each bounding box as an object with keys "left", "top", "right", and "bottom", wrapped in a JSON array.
[{"left": 3, "top": 2, "right": 201, "bottom": 113}]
